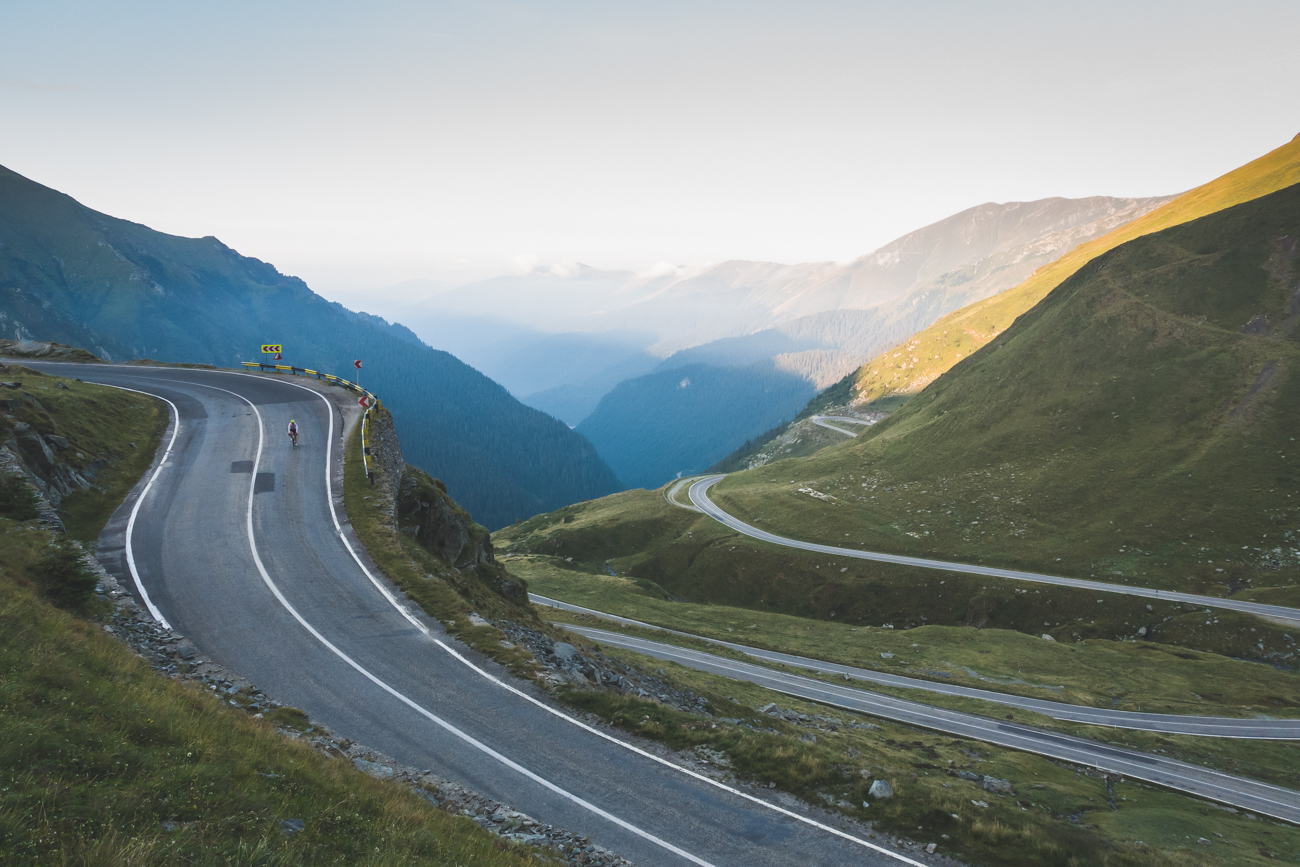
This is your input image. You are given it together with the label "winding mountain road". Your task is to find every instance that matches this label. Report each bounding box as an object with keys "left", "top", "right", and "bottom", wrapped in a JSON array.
[
  {"left": 532, "top": 595, "right": 1300, "bottom": 740},
  {"left": 688, "top": 476, "right": 1300, "bottom": 626},
  {"left": 30, "top": 363, "right": 923, "bottom": 867},
  {"left": 810, "top": 416, "right": 875, "bottom": 437}
]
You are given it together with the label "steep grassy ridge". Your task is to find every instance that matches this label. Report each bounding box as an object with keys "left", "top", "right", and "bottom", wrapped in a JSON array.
[
  {"left": 712, "top": 182, "right": 1300, "bottom": 604},
  {"left": 845, "top": 133, "right": 1300, "bottom": 410}
]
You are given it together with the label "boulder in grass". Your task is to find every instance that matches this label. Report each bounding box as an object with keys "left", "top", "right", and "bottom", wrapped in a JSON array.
[{"left": 868, "top": 779, "right": 894, "bottom": 799}]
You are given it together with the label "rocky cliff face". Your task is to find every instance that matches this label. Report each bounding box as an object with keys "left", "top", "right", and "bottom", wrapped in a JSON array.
[
  {"left": 396, "top": 467, "right": 526, "bottom": 604},
  {"left": 366, "top": 406, "right": 526, "bottom": 604},
  {"left": 0, "top": 366, "right": 102, "bottom": 529}
]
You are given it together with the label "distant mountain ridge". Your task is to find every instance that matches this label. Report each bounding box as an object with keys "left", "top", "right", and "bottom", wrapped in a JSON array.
[
  {"left": 837, "top": 133, "right": 1300, "bottom": 414},
  {"left": 576, "top": 360, "right": 816, "bottom": 490},
  {"left": 0, "top": 164, "right": 623, "bottom": 528},
  {"left": 651, "top": 194, "right": 1175, "bottom": 388},
  {"left": 404, "top": 195, "right": 1173, "bottom": 381},
  {"left": 712, "top": 175, "right": 1300, "bottom": 597},
  {"left": 708, "top": 132, "right": 1300, "bottom": 480},
  {"left": 501, "top": 195, "right": 1171, "bottom": 491}
]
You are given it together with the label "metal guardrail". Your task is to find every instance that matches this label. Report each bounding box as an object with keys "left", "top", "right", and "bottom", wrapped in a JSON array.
[{"left": 241, "top": 361, "right": 381, "bottom": 483}]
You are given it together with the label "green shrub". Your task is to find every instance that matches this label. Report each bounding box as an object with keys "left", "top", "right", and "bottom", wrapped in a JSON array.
[
  {"left": 29, "top": 542, "right": 97, "bottom": 609},
  {"left": 0, "top": 474, "right": 39, "bottom": 520}
]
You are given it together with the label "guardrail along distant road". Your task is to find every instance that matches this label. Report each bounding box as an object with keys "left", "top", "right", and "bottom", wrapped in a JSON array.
[
  {"left": 687, "top": 476, "right": 1300, "bottom": 625},
  {"left": 21, "top": 362, "right": 921, "bottom": 867}
]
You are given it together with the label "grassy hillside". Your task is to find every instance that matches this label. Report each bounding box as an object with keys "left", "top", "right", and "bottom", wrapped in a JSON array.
[
  {"left": 711, "top": 181, "right": 1300, "bottom": 601},
  {"left": 494, "top": 502, "right": 1300, "bottom": 867},
  {"left": 846, "top": 133, "right": 1300, "bottom": 410},
  {"left": 0, "top": 369, "right": 551, "bottom": 865},
  {"left": 0, "top": 362, "right": 166, "bottom": 541},
  {"left": 0, "top": 165, "right": 622, "bottom": 527},
  {"left": 0, "top": 526, "right": 554, "bottom": 866}
]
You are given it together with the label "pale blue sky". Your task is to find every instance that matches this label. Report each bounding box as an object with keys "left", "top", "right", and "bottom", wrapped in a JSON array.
[{"left": 2, "top": 1, "right": 1297, "bottom": 306}]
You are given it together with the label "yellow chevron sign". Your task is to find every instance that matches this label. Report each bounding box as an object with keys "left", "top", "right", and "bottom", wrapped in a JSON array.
[{"left": 260, "top": 344, "right": 282, "bottom": 354}]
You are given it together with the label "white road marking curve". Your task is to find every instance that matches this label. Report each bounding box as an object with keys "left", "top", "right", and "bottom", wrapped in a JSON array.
[
  {"left": 689, "top": 475, "right": 1300, "bottom": 625},
  {"left": 181, "top": 378, "right": 718, "bottom": 867},
  {"left": 810, "top": 416, "right": 869, "bottom": 437},
  {"left": 248, "top": 373, "right": 926, "bottom": 866},
  {"left": 578, "top": 629, "right": 1300, "bottom": 823},
  {"left": 98, "top": 382, "right": 180, "bottom": 631}
]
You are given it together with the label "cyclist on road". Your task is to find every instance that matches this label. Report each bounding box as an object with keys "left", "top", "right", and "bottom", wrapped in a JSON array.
[{"left": 287, "top": 419, "right": 299, "bottom": 447}]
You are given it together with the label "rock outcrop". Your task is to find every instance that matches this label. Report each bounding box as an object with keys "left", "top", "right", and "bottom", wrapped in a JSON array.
[
  {"left": 397, "top": 465, "right": 526, "bottom": 604},
  {"left": 366, "top": 405, "right": 526, "bottom": 605},
  {"left": 0, "top": 339, "right": 101, "bottom": 362},
  {"left": 0, "top": 366, "right": 106, "bottom": 529}
]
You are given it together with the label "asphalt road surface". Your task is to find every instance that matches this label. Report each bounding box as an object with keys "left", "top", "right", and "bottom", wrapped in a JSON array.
[
  {"left": 810, "top": 416, "right": 875, "bottom": 437},
  {"left": 532, "top": 595, "right": 1300, "bottom": 740},
  {"left": 689, "top": 476, "right": 1300, "bottom": 626},
  {"left": 29, "top": 363, "right": 927, "bottom": 867},
  {"left": 555, "top": 621, "right": 1300, "bottom": 825}
]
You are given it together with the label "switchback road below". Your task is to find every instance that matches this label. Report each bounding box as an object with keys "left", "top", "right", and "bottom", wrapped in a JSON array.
[{"left": 688, "top": 476, "right": 1300, "bottom": 626}]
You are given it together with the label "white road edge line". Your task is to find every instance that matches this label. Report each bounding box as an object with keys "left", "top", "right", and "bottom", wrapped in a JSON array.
[
  {"left": 98, "top": 382, "right": 179, "bottom": 631},
  {"left": 535, "top": 595, "right": 1300, "bottom": 738},
  {"left": 199, "top": 376, "right": 718, "bottom": 867},
  {"left": 253, "top": 374, "right": 926, "bottom": 866},
  {"left": 689, "top": 475, "right": 1300, "bottom": 625},
  {"left": 581, "top": 631, "right": 1300, "bottom": 819}
]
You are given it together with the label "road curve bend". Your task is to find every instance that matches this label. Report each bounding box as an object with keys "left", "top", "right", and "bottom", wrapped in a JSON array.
[
  {"left": 688, "top": 476, "right": 1300, "bottom": 625},
  {"left": 30, "top": 363, "right": 921, "bottom": 867},
  {"left": 810, "top": 416, "right": 875, "bottom": 437}
]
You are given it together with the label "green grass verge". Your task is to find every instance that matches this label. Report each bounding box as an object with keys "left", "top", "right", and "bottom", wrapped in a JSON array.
[
  {"left": 1, "top": 365, "right": 168, "bottom": 542},
  {"left": 0, "top": 518, "right": 557, "bottom": 866},
  {"left": 514, "top": 555, "right": 1300, "bottom": 719},
  {"left": 494, "top": 488, "right": 1300, "bottom": 670}
]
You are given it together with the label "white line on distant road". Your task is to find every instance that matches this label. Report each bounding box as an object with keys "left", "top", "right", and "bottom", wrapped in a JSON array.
[
  {"left": 689, "top": 475, "right": 1300, "bottom": 625},
  {"left": 531, "top": 594, "right": 1300, "bottom": 739},
  {"left": 99, "top": 382, "right": 179, "bottom": 631},
  {"left": 576, "top": 626, "right": 1300, "bottom": 823},
  {"left": 810, "top": 415, "right": 873, "bottom": 437}
]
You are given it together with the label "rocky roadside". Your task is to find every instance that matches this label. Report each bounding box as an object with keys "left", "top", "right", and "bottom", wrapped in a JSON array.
[
  {"left": 492, "top": 620, "right": 962, "bottom": 863},
  {"left": 83, "top": 554, "right": 636, "bottom": 867},
  {"left": 497, "top": 618, "right": 712, "bottom": 716}
]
